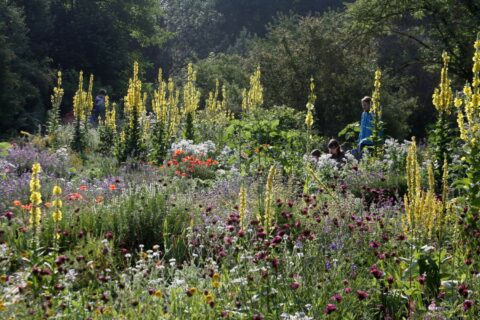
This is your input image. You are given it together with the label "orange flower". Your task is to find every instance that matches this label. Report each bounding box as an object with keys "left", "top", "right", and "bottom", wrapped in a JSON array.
[
  {"left": 96, "top": 196, "right": 104, "bottom": 203},
  {"left": 109, "top": 184, "right": 117, "bottom": 191},
  {"left": 21, "top": 203, "right": 33, "bottom": 211},
  {"left": 44, "top": 202, "right": 52, "bottom": 208},
  {"left": 174, "top": 149, "right": 184, "bottom": 156},
  {"left": 79, "top": 185, "right": 88, "bottom": 191},
  {"left": 13, "top": 200, "right": 22, "bottom": 207},
  {"left": 67, "top": 193, "right": 83, "bottom": 201}
]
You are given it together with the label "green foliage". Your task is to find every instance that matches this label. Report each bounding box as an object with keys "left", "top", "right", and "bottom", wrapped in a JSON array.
[
  {"left": 225, "top": 106, "right": 323, "bottom": 175},
  {"left": 149, "top": 121, "right": 168, "bottom": 165},
  {"left": 0, "top": 1, "right": 50, "bottom": 138},
  {"left": 116, "top": 109, "right": 145, "bottom": 162},
  {"left": 0, "top": 142, "right": 11, "bottom": 157},
  {"left": 184, "top": 113, "right": 195, "bottom": 141},
  {"left": 97, "top": 122, "right": 116, "bottom": 155},
  {"left": 70, "top": 118, "right": 87, "bottom": 156},
  {"left": 338, "top": 122, "right": 360, "bottom": 149}
]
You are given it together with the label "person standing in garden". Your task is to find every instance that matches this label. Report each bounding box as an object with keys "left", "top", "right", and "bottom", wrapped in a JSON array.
[
  {"left": 356, "top": 96, "right": 374, "bottom": 158},
  {"left": 90, "top": 89, "right": 107, "bottom": 124}
]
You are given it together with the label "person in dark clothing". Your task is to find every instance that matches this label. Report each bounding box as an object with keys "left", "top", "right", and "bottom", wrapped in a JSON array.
[
  {"left": 91, "top": 89, "right": 107, "bottom": 124},
  {"left": 327, "top": 139, "right": 346, "bottom": 167}
]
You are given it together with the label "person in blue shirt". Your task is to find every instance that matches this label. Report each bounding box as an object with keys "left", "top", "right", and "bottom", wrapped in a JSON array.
[
  {"left": 357, "top": 96, "right": 374, "bottom": 158},
  {"left": 90, "top": 89, "right": 107, "bottom": 125}
]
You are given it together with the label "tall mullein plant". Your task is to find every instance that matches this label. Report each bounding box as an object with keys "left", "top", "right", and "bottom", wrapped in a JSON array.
[
  {"left": 370, "top": 69, "right": 384, "bottom": 158},
  {"left": 431, "top": 52, "right": 455, "bottom": 191},
  {"left": 305, "top": 77, "right": 316, "bottom": 154},
  {"left": 183, "top": 63, "right": 201, "bottom": 141},
  {"left": 46, "top": 71, "right": 64, "bottom": 147},
  {"left": 98, "top": 96, "right": 117, "bottom": 154},
  {"left": 117, "top": 62, "right": 146, "bottom": 161},
  {"left": 455, "top": 36, "right": 480, "bottom": 248},
  {"left": 151, "top": 69, "right": 181, "bottom": 164},
  {"left": 304, "top": 77, "right": 316, "bottom": 193},
  {"left": 71, "top": 72, "right": 93, "bottom": 156}
]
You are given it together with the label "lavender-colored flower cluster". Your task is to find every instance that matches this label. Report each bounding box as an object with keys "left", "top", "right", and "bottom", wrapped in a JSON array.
[{"left": 6, "top": 145, "right": 69, "bottom": 177}]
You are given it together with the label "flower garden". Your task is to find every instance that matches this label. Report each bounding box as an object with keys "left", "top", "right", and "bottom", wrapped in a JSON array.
[{"left": 0, "top": 37, "right": 480, "bottom": 320}]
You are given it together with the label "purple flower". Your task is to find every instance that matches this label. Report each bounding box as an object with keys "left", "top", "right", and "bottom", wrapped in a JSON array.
[
  {"left": 356, "top": 290, "right": 369, "bottom": 300},
  {"left": 324, "top": 303, "right": 337, "bottom": 314}
]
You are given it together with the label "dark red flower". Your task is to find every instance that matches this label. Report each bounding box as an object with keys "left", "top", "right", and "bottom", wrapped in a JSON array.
[
  {"left": 463, "top": 300, "right": 474, "bottom": 312},
  {"left": 458, "top": 283, "right": 469, "bottom": 297},
  {"left": 370, "top": 264, "right": 384, "bottom": 279},
  {"left": 356, "top": 290, "right": 369, "bottom": 300},
  {"left": 290, "top": 281, "right": 300, "bottom": 290},
  {"left": 331, "top": 293, "right": 342, "bottom": 302},
  {"left": 324, "top": 303, "right": 337, "bottom": 314}
]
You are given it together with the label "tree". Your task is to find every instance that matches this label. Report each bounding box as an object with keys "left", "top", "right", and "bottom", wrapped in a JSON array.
[
  {"left": 0, "top": 1, "right": 50, "bottom": 138},
  {"left": 344, "top": 0, "right": 480, "bottom": 81},
  {"left": 245, "top": 13, "right": 415, "bottom": 138}
]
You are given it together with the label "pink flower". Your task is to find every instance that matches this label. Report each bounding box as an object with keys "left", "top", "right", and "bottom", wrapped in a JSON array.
[
  {"left": 331, "top": 293, "right": 342, "bottom": 302},
  {"left": 356, "top": 290, "right": 369, "bottom": 300},
  {"left": 324, "top": 303, "right": 337, "bottom": 314},
  {"left": 370, "top": 264, "right": 384, "bottom": 279},
  {"left": 290, "top": 281, "right": 300, "bottom": 290},
  {"left": 417, "top": 273, "right": 426, "bottom": 285}
]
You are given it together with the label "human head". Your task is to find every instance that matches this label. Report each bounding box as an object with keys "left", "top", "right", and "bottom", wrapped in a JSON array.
[
  {"left": 99, "top": 89, "right": 107, "bottom": 96},
  {"left": 361, "top": 96, "right": 371, "bottom": 112},
  {"left": 327, "top": 139, "right": 341, "bottom": 156},
  {"left": 310, "top": 149, "right": 321, "bottom": 160}
]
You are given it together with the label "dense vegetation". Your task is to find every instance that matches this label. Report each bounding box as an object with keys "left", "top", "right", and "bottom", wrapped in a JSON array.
[
  {"left": 1, "top": 0, "right": 479, "bottom": 138},
  {"left": 1, "top": 1, "right": 480, "bottom": 319}
]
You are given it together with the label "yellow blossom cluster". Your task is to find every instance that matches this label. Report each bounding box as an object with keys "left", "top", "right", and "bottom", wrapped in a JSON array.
[
  {"left": 263, "top": 165, "right": 277, "bottom": 233},
  {"left": 242, "top": 66, "right": 263, "bottom": 112},
  {"left": 371, "top": 69, "right": 382, "bottom": 116},
  {"left": 183, "top": 63, "right": 201, "bottom": 116},
  {"left": 52, "top": 185, "right": 63, "bottom": 223},
  {"left": 104, "top": 96, "right": 116, "bottom": 132},
  {"left": 456, "top": 39, "right": 480, "bottom": 146},
  {"left": 432, "top": 52, "right": 453, "bottom": 114},
  {"left": 403, "top": 138, "right": 448, "bottom": 240},
  {"left": 305, "top": 77, "right": 316, "bottom": 129},
  {"left": 29, "top": 163, "right": 42, "bottom": 227},
  {"left": 124, "top": 62, "right": 146, "bottom": 118},
  {"left": 73, "top": 72, "right": 94, "bottom": 123},
  {"left": 50, "top": 71, "right": 64, "bottom": 110},
  {"left": 152, "top": 68, "right": 181, "bottom": 140},
  {"left": 238, "top": 185, "right": 247, "bottom": 229},
  {"left": 206, "top": 80, "right": 233, "bottom": 126}
]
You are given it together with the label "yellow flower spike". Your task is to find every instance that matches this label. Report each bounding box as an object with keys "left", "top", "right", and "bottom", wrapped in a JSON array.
[
  {"left": 264, "top": 165, "right": 277, "bottom": 233},
  {"left": 242, "top": 66, "right": 263, "bottom": 112},
  {"left": 305, "top": 77, "right": 316, "bottom": 129},
  {"left": 454, "top": 97, "right": 462, "bottom": 108},
  {"left": 238, "top": 185, "right": 247, "bottom": 229},
  {"left": 52, "top": 210, "right": 62, "bottom": 223},
  {"left": 371, "top": 69, "right": 382, "bottom": 116},
  {"left": 432, "top": 52, "right": 453, "bottom": 114},
  {"left": 183, "top": 63, "right": 201, "bottom": 116},
  {"left": 53, "top": 185, "right": 62, "bottom": 196}
]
